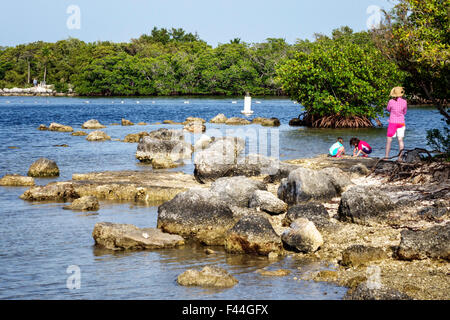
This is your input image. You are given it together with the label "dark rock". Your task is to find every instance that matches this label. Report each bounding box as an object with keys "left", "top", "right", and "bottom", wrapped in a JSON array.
[
  {"left": 282, "top": 203, "right": 332, "bottom": 230},
  {"left": 397, "top": 223, "right": 450, "bottom": 261},
  {"left": 289, "top": 118, "right": 303, "bottom": 126},
  {"left": 338, "top": 186, "right": 394, "bottom": 226},
  {"left": 340, "top": 245, "right": 388, "bottom": 267},
  {"left": 224, "top": 213, "right": 283, "bottom": 256},
  {"left": 157, "top": 188, "right": 236, "bottom": 245},
  {"left": 136, "top": 136, "right": 192, "bottom": 163},
  {"left": 344, "top": 283, "right": 412, "bottom": 300}
]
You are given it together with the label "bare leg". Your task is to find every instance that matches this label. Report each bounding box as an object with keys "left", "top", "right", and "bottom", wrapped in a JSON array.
[
  {"left": 398, "top": 137, "right": 404, "bottom": 160},
  {"left": 385, "top": 137, "right": 393, "bottom": 159}
]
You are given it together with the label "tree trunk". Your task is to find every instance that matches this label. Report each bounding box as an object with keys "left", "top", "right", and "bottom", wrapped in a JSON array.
[
  {"left": 27, "top": 60, "right": 30, "bottom": 84},
  {"left": 44, "top": 65, "right": 47, "bottom": 84}
]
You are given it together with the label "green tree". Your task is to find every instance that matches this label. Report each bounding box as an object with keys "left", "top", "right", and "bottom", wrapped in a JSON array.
[
  {"left": 372, "top": 0, "right": 449, "bottom": 123},
  {"left": 277, "top": 28, "right": 405, "bottom": 127}
]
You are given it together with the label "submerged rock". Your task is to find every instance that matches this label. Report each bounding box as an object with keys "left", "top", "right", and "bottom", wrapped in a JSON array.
[
  {"left": 289, "top": 118, "right": 303, "bottom": 126},
  {"left": 278, "top": 167, "right": 350, "bottom": 204},
  {"left": 248, "top": 190, "right": 287, "bottom": 215},
  {"left": 63, "top": 195, "right": 99, "bottom": 211},
  {"left": 92, "top": 222, "right": 185, "bottom": 250},
  {"left": 397, "top": 223, "right": 450, "bottom": 261},
  {"left": 48, "top": 122, "right": 73, "bottom": 132},
  {"left": 340, "top": 245, "right": 388, "bottom": 267},
  {"left": 20, "top": 182, "right": 79, "bottom": 201},
  {"left": 157, "top": 188, "right": 236, "bottom": 245},
  {"left": 177, "top": 266, "right": 238, "bottom": 288},
  {"left": 337, "top": 186, "right": 394, "bottom": 226},
  {"left": 344, "top": 283, "right": 412, "bottom": 300},
  {"left": 121, "top": 118, "right": 134, "bottom": 126},
  {"left": 71, "top": 131, "right": 87, "bottom": 136},
  {"left": 252, "top": 117, "right": 281, "bottom": 127},
  {"left": 224, "top": 213, "right": 283, "bottom": 256},
  {"left": 282, "top": 203, "right": 332, "bottom": 230},
  {"left": 0, "top": 174, "right": 35, "bottom": 186},
  {"left": 136, "top": 136, "right": 192, "bottom": 163},
  {"left": 256, "top": 269, "right": 291, "bottom": 276},
  {"left": 281, "top": 218, "right": 323, "bottom": 253},
  {"left": 28, "top": 158, "right": 60, "bottom": 177},
  {"left": 209, "top": 113, "right": 227, "bottom": 124},
  {"left": 86, "top": 130, "right": 111, "bottom": 141},
  {"left": 209, "top": 176, "right": 267, "bottom": 207},
  {"left": 82, "top": 119, "right": 106, "bottom": 129}
]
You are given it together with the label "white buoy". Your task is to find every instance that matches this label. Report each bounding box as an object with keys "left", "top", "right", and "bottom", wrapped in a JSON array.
[
  {"left": 184, "top": 101, "right": 190, "bottom": 104},
  {"left": 136, "top": 101, "right": 140, "bottom": 104},
  {"left": 241, "top": 93, "right": 253, "bottom": 115},
  {"left": 121, "top": 101, "right": 124, "bottom": 104},
  {"left": 256, "top": 101, "right": 261, "bottom": 104},
  {"left": 232, "top": 101, "right": 237, "bottom": 104}
]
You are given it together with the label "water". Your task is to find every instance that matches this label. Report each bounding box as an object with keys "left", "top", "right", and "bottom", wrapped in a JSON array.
[{"left": 0, "top": 96, "right": 445, "bottom": 299}]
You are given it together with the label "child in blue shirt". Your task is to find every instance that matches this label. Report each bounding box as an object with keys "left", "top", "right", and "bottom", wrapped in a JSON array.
[{"left": 329, "top": 137, "right": 345, "bottom": 158}]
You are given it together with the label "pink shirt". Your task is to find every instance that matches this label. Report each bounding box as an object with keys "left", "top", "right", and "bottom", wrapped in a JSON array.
[
  {"left": 358, "top": 141, "right": 371, "bottom": 153},
  {"left": 387, "top": 97, "right": 407, "bottom": 124}
]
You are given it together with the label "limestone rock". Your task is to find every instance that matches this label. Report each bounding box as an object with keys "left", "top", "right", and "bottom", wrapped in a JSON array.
[
  {"left": 148, "top": 128, "right": 184, "bottom": 141},
  {"left": 344, "top": 283, "right": 412, "bottom": 300},
  {"left": 281, "top": 218, "right": 323, "bottom": 253},
  {"left": 86, "top": 130, "right": 111, "bottom": 141},
  {"left": 63, "top": 196, "right": 99, "bottom": 211},
  {"left": 210, "top": 176, "right": 267, "bottom": 207},
  {"left": 338, "top": 186, "right": 394, "bottom": 226},
  {"left": 256, "top": 269, "right": 291, "bottom": 276},
  {"left": 121, "top": 118, "right": 134, "bottom": 126},
  {"left": 0, "top": 174, "right": 35, "bottom": 186},
  {"left": 28, "top": 158, "right": 60, "bottom": 177},
  {"left": 340, "top": 245, "right": 388, "bottom": 267},
  {"left": 151, "top": 157, "right": 179, "bottom": 169},
  {"left": 136, "top": 136, "right": 192, "bottom": 163},
  {"left": 20, "top": 182, "right": 79, "bottom": 201},
  {"left": 248, "top": 190, "right": 287, "bottom": 215},
  {"left": 210, "top": 113, "right": 227, "bottom": 124},
  {"left": 123, "top": 132, "right": 149, "bottom": 143},
  {"left": 48, "top": 122, "right": 73, "bottom": 132},
  {"left": 225, "top": 213, "right": 283, "bottom": 256},
  {"left": 282, "top": 203, "right": 332, "bottom": 230},
  {"left": 177, "top": 266, "right": 238, "bottom": 288},
  {"left": 71, "top": 131, "right": 87, "bottom": 136},
  {"left": 350, "top": 164, "right": 370, "bottom": 176},
  {"left": 157, "top": 188, "right": 236, "bottom": 245},
  {"left": 225, "top": 117, "right": 251, "bottom": 125},
  {"left": 82, "top": 119, "right": 106, "bottom": 129},
  {"left": 92, "top": 222, "right": 185, "bottom": 250},
  {"left": 397, "top": 223, "right": 450, "bottom": 261},
  {"left": 183, "top": 121, "right": 206, "bottom": 133},
  {"left": 38, "top": 124, "right": 48, "bottom": 131}
]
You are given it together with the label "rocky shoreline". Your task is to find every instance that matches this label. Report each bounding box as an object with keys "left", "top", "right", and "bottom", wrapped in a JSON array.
[{"left": 3, "top": 122, "right": 449, "bottom": 299}]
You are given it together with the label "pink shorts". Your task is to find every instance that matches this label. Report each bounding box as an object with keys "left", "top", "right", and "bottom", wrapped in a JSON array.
[{"left": 387, "top": 123, "right": 405, "bottom": 138}]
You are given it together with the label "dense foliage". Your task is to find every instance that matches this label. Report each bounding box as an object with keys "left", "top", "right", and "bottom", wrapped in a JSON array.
[
  {"left": 277, "top": 27, "right": 405, "bottom": 127},
  {"left": 0, "top": 28, "right": 292, "bottom": 96},
  {"left": 372, "top": 0, "right": 449, "bottom": 124}
]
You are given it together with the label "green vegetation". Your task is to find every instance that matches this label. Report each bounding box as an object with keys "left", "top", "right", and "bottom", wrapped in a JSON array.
[
  {"left": 0, "top": 27, "right": 292, "bottom": 96},
  {"left": 277, "top": 27, "right": 405, "bottom": 128}
]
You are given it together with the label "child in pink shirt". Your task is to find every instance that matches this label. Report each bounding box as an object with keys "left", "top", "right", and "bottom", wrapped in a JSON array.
[{"left": 350, "top": 138, "right": 372, "bottom": 157}]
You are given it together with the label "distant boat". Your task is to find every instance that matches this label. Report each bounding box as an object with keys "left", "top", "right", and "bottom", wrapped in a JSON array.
[
  {"left": 255, "top": 101, "right": 261, "bottom": 104},
  {"left": 241, "top": 94, "right": 254, "bottom": 115},
  {"left": 121, "top": 101, "right": 124, "bottom": 104},
  {"left": 232, "top": 101, "right": 237, "bottom": 104},
  {"left": 136, "top": 101, "right": 140, "bottom": 104},
  {"left": 184, "top": 101, "right": 190, "bottom": 104},
  {"left": 84, "top": 101, "right": 90, "bottom": 104}
]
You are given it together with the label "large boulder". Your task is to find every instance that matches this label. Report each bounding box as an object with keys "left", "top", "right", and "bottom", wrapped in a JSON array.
[
  {"left": 0, "top": 174, "right": 35, "bottom": 186},
  {"left": 248, "top": 190, "right": 287, "bottom": 215},
  {"left": 194, "top": 135, "right": 214, "bottom": 151},
  {"left": 344, "top": 283, "right": 412, "bottom": 300},
  {"left": 177, "top": 266, "right": 238, "bottom": 288},
  {"left": 281, "top": 218, "right": 323, "bottom": 253},
  {"left": 63, "top": 196, "right": 99, "bottom": 211},
  {"left": 252, "top": 117, "right": 281, "bottom": 127},
  {"left": 224, "top": 213, "right": 283, "bottom": 256},
  {"left": 193, "top": 137, "right": 245, "bottom": 182},
  {"left": 28, "top": 158, "right": 60, "bottom": 177},
  {"left": 20, "top": 182, "right": 79, "bottom": 201},
  {"left": 282, "top": 203, "right": 332, "bottom": 230},
  {"left": 48, "top": 122, "right": 73, "bottom": 132},
  {"left": 278, "top": 167, "right": 350, "bottom": 204},
  {"left": 123, "top": 132, "right": 149, "bottom": 143},
  {"left": 209, "top": 176, "right": 267, "bottom": 207},
  {"left": 92, "top": 222, "right": 185, "bottom": 250},
  {"left": 86, "top": 130, "right": 111, "bottom": 141},
  {"left": 397, "top": 223, "right": 450, "bottom": 261},
  {"left": 148, "top": 128, "right": 184, "bottom": 141},
  {"left": 340, "top": 245, "right": 388, "bottom": 267},
  {"left": 136, "top": 136, "right": 192, "bottom": 163},
  {"left": 82, "top": 119, "right": 106, "bottom": 129},
  {"left": 337, "top": 186, "right": 394, "bottom": 226},
  {"left": 157, "top": 188, "right": 236, "bottom": 245},
  {"left": 210, "top": 113, "right": 227, "bottom": 124}
]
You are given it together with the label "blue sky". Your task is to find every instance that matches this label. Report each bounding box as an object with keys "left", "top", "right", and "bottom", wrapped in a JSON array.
[{"left": 0, "top": 0, "right": 393, "bottom": 47}]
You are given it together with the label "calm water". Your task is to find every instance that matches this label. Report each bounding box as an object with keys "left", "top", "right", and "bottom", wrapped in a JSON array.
[{"left": 0, "top": 96, "right": 444, "bottom": 299}]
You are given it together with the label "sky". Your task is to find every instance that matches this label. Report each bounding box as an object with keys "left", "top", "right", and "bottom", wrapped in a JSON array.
[{"left": 0, "top": 0, "right": 394, "bottom": 47}]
